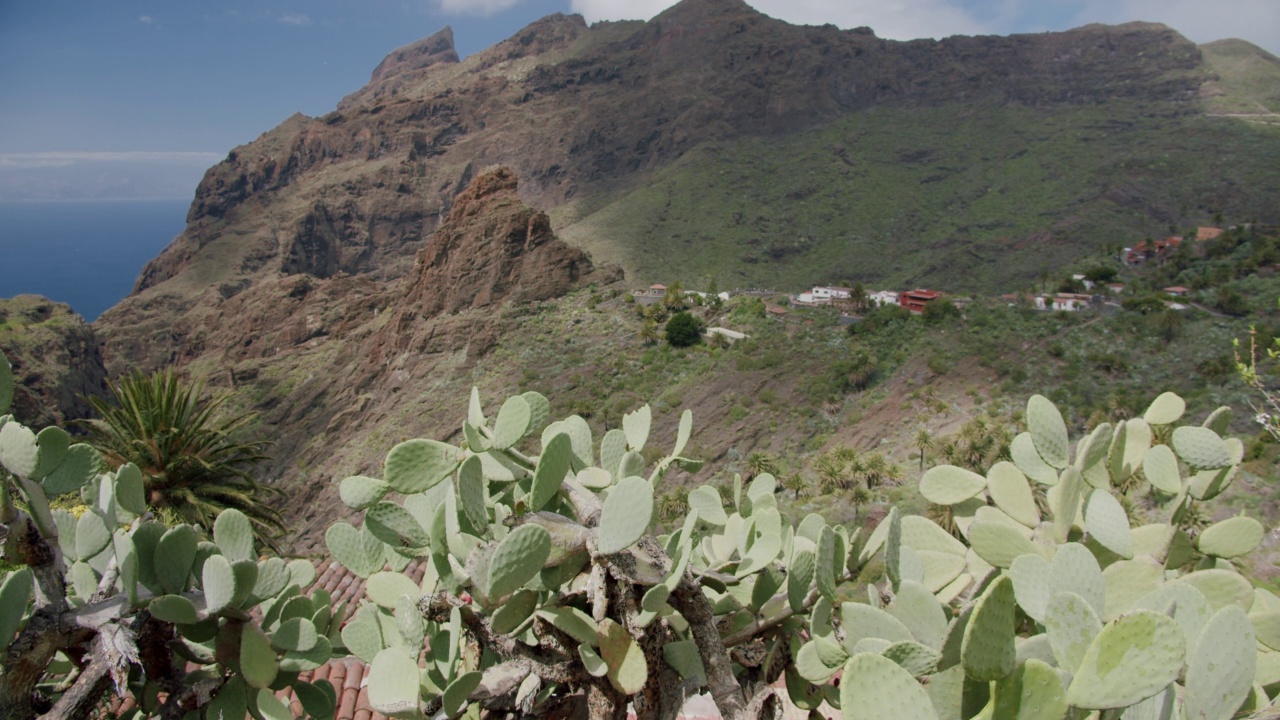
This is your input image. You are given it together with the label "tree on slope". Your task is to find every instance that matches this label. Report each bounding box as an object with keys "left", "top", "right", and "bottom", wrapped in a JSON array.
[{"left": 82, "top": 368, "right": 284, "bottom": 546}]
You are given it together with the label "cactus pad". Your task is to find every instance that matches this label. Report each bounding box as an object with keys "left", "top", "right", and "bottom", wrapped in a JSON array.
[
  {"left": 1084, "top": 488, "right": 1134, "bottom": 559},
  {"left": 205, "top": 676, "right": 247, "bottom": 720},
  {"left": 1011, "top": 432, "right": 1060, "bottom": 485},
  {"left": 788, "top": 549, "right": 815, "bottom": 612},
  {"left": 1010, "top": 553, "right": 1053, "bottom": 624},
  {"left": 529, "top": 432, "right": 572, "bottom": 512},
  {"left": 662, "top": 640, "right": 706, "bottom": 685},
  {"left": 967, "top": 521, "right": 1042, "bottom": 569},
  {"left": 1143, "top": 391, "right": 1186, "bottom": 426},
  {"left": 795, "top": 640, "right": 841, "bottom": 683},
  {"left": 212, "top": 509, "right": 255, "bottom": 563},
  {"left": 901, "top": 515, "right": 966, "bottom": 556},
  {"left": 273, "top": 617, "right": 319, "bottom": 653},
  {"left": 41, "top": 443, "right": 100, "bottom": 496},
  {"left": 238, "top": 623, "right": 279, "bottom": 689},
  {"left": 339, "top": 475, "right": 390, "bottom": 511},
  {"left": 364, "top": 502, "right": 430, "bottom": 550},
  {"left": 889, "top": 580, "right": 948, "bottom": 650},
  {"left": 485, "top": 524, "right": 551, "bottom": 600},
  {"left": 1108, "top": 418, "right": 1152, "bottom": 484},
  {"left": 1051, "top": 466, "right": 1085, "bottom": 543},
  {"left": 368, "top": 647, "right": 421, "bottom": 717},
  {"left": 457, "top": 455, "right": 488, "bottom": 533},
  {"left": 365, "top": 571, "right": 421, "bottom": 609},
  {"left": 0, "top": 568, "right": 34, "bottom": 647},
  {"left": 154, "top": 525, "right": 197, "bottom": 595},
  {"left": 1135, "top": 583, "right": 1212, "bottom": 658},
  {"left": 882, "top": 640, "right": 942, "bottom": 676},
  {"left": 839, "top": 652, "right": 941, "bottom": 720},
  {"left": 1141, "top": 445, "right": 1183, "bottom": 495},
  {"left": 1051, "top": 543, "right": 1106, "bottom": 619},
  {"left": 987, "top": 462, "right": 1039, "bottom": 528},
  {"left": 962, "top": 576, "right": 1017, "bottom": 681},
  {"left": 1066, "top": 610, "right": 1185, "bottom": 709},
  {"left": 200, "top": 554, "right": 236, "bottom": 615},
  {"left": 841, "top": 602, "right": 914, "bottom": 651},
  {"left": 597, "top": 475, "right": 653, "bottom": 554},
  {"left": 492, "top": 395, "right": 531, "bottom": 450},
  {"left": 1172, "top": 426, "right": 1233, "bottom": 470},
  {"left": 992, "top": 658, "right": 1067, "bottom": 720},
  {"left": 383, "top": 438, "right": 458, "bottom": 495},
  {"left": 622, "top": 405, "right": 651, "bottom": 451},
  {"left": 74, "top": 511, "right": 111, "bottom": 562},
  {"left": 1027, "top": 395, "right": 1069, "bottom": 469},
  {"left": 918, "top": 550, "right": 966, "bottom": 594},
  {"left": 1197, "top": 516, "right": 1263, "bottom": 559},
  {"left": 1101, "top": 557, "right": 1164, "bottom": 621},
  {"left": 112, "top": 463, "right": 146, "bottom": 517},
  {"left": 0, "top": 420, "right": 37, "bottom": 478},
  {"left": 1045, "top": 592, "right": 1103, "bottom": 673},
  {"left": 598, "top": 618, "right": 648, "bottom": 695},
  {"left": 1176, "top": 569, "right": 1253, "bottom": 612},
  {"left": 919, "top": 465, "right": 987, "bottom": 505}
]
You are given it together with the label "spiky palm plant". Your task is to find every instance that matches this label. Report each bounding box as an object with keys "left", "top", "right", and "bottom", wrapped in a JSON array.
[{"left": 83, "top": 368, "right": 285, "bottom": 547}]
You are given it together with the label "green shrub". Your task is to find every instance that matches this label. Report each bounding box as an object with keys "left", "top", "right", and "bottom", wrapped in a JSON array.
[{"left": 665, "top": 311, "right": 702, "bottom": 347}]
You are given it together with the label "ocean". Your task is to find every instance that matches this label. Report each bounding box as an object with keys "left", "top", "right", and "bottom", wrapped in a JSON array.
[{"left": 0, "top": 199, "right": 190, "bottom": 322}]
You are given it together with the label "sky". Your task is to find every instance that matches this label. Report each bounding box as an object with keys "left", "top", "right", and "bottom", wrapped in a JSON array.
[{"left": 0, "top": 0, "right": 1275, "bottom": 200}]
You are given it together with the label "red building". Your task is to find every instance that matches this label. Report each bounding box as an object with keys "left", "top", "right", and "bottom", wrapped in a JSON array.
[{"left": 900, "top": 289, "right": 944, "bottom": 314}]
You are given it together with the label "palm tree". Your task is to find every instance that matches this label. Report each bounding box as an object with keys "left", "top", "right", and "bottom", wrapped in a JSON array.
[
  {"left": 781, "top": 472, "right": 807, "bottom": 500},
  {"left": 814, "top": 454, "right": 845, "bottom": 495},
  {"left": 744, "top": 451, "right": 778, "bottom": 480},
  {"left": 83, "top": 369, "right": 285, "bottom": 547},
  {"left": 914, "top": 428, "right": 934, "bottom": 471}
]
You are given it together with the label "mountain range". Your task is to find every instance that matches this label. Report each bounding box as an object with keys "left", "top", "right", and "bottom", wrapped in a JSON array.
[{"left": 7, "top": 0, "right": 1280, "bottom": 551}]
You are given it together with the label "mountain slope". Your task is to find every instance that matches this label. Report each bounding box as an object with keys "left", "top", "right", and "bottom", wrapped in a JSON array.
[{"left": 89, "top": 0, "right": 1280, "bottom": 548}]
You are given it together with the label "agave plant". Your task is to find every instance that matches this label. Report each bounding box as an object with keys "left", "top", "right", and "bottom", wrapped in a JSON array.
[{"left": 82, "top": 368, "right": 285, "bottom": 546}]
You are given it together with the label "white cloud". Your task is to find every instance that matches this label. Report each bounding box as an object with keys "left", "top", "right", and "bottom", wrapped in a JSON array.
[
  {"left": 279, "top": 12, "right": 312, "bottom": 26},
  {"left": 436, "top": 0, "right": 526, "bottom": 17},
  {"left": 0, "top": 152, "right": 223, "bottom": 169},
  {"left": 138, "top": 15, "right": 154, "bottom": 25}
]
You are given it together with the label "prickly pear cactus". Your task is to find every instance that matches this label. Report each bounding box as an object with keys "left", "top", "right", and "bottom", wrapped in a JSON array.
[
  {"left": 897, "top": 391, "right": 1270, "bottom": 720},
  {"left": 1, "top": 350, "right": 1269, "bottom": 720}
]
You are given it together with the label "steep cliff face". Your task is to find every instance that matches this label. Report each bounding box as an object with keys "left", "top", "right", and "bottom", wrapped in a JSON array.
[
  {"left": 401, "top": 167, "right": 594, "bottom": 317},
  {"left": 0, "top": 296, "right": 108, "bottom": 428}
]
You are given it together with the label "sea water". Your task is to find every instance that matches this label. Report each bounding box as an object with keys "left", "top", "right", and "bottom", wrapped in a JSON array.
[{"left": 0, "top": 199, "right": 189, "bottom": 321}]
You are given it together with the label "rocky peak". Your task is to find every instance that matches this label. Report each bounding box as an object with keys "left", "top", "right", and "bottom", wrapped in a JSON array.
[
  {"left": 398, "top": 167, "right": 604, "bottom": 319},
  {"left": 368, "top": 27, "right": 459, "bottom": 86}
]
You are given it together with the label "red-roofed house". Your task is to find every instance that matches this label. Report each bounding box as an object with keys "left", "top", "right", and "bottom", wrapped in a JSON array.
[
  {"left": 1164, "top": 286, "right": 1190, "bottom": 297},
  {"left": 900, "top": 289, "right": 944, "bottom": 314}
]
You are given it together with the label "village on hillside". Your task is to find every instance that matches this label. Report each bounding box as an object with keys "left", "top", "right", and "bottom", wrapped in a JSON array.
[{"left": 633, "top": 226, "right": 1241, "bottom": 339}]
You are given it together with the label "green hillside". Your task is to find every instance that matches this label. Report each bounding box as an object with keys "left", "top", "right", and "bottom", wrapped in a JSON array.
[
  {"left": 1201, "top": 39, "right": 1280, "bottom": 114},
  {"left": 558, "top": 102, "right": 1280, "bottom": 293}
]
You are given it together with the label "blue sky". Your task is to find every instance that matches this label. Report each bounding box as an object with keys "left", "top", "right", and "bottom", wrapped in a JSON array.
[{"left": 0, "top": 0, "right": 1274, "bottom": 200}]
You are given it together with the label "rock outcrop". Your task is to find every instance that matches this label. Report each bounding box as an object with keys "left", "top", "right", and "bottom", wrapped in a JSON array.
[
  {"left": 0, "top": 296, "right": 108, "bottom": 428},
  {"left": 402, "top": 167, "right": 594, "bottom": 317}
]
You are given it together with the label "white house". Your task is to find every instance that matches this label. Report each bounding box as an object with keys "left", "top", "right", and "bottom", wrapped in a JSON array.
[
  {"left": 706, "top": 327, "right": 748, "bottom": 344},
  {"left": 1072, "top": 274, "right": 1095, "bottom": 291},
  {"left": 868, "top": 290, "right": 899, "bottom": 307}
]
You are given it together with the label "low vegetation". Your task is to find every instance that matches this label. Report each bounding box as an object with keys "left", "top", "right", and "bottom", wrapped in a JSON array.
[{"left": 0, "top": 346, "right": 1275, "bottom": 719}]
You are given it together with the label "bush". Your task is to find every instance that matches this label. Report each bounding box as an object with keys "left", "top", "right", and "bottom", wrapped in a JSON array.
[{"left": 664, "top": 311, "right": 702, "bottom": 347}]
